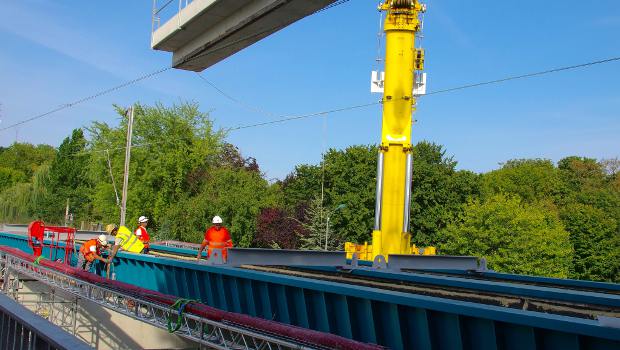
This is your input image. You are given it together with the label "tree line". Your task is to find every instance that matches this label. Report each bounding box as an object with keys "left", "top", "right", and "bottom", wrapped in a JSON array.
[{"left": 0, "top": 102, "right": 618, "bottom": 282}]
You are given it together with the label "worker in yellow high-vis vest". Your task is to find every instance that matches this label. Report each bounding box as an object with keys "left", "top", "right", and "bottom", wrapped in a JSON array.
[
  {"left": 106, "top": 224, "right": 145, "bottom": 259},
  {"left": 105, "top": 224, "right": 145, "bottom": 279}
]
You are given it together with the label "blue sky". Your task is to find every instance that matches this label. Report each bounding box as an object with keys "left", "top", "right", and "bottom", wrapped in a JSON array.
[{"left": 0, "top": 0, "right": 618, "bottom": 180}]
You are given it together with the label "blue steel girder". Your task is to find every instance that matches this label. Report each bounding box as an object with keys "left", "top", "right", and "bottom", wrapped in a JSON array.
[
  {"left": 301, "top": 266, "right": 620, "bottom": 309},
  {"left": 421, "top": 269, "right": 620, "bottom": 294},
  {"left": 0, "top": 231, "right": 619, "bottom": 350},
  {"left": 109, "top": 251, "right": 620, "bottom": 350}
]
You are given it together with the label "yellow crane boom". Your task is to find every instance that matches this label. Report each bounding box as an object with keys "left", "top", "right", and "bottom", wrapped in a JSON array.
[{"left": 347, "top": 0, "right": 433, "bottom": 261}]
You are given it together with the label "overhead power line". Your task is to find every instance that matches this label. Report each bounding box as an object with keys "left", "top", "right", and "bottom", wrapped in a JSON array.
[
  {"left": 224, "top": 56, "right": 620, "bottom": 131},
  {"left": 0, "top": 0, "right": 613, "bottom": 133},
  {"left": 425, "top": 56, "right": 620, "bottom": 96},
  {"left": 67, "top": 101, "right": 380, "bottom": 158},
  {"left": 195, "top": 73, "right": 276, "bottom": 117},
  {"left": 0, "top": 66, "right": 172, "bottom": 132},
  {"left": 0, "top": 26, "right": 277, "bottom": 132},
  {"left": 56, "top": 52, "right": 620, "bottom": 158},
  {"left": 227, "top": 102, "right": 380, "bottom": 131},
  {"left": 0, "top": 1, "right": 353, "bottom": 133},
  {"left": 14, "top": 53, "right": 620, "bottom": 159}
]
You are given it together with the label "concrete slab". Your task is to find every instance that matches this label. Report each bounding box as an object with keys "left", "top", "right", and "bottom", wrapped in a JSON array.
[{"left": 151, "top": 0, "right": 337, "bottom": 71}]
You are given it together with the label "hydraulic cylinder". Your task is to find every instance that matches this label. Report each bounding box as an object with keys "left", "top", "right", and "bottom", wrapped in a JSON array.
[{"left": 372, "top": 0, "right": 425, "bottom": 260}]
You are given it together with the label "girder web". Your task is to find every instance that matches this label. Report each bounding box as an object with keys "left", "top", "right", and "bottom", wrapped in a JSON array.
[{"left": 0, "top": 253, "right": 316, "bottom": 350}]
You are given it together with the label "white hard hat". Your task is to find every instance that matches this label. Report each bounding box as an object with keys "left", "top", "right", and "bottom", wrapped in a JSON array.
[
  {"left": 212, "top": 216, "right": 223, "bottom": 224},
  {"left": 138, "top": 216, "right": 149, "bottom": 223},
  {"left": 97, "top": 234, "right": 108, "bottom": 246}
]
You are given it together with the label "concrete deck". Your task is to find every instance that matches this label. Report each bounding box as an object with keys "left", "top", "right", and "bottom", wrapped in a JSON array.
[{"left": 151, "top": 0, "right": 337, "bottom": 71}]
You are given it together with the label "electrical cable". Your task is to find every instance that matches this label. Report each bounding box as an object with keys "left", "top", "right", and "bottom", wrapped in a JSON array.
[
  {"left": 4, "top": 0, "right": 614, "bottom": 134},
  {"left": 424, "top": 56, "right": 620, "bottom": 96},
  {"left": 57, "top": 52, "right": 620, "bottom": 158},
  {"left": 0, "top": 66, "right": 172, "bottom": 132},
  {"left": 195, "top": 73, "right": 275, "bottom": 117},
  {"left": 0, "top": 0, "right": 354, "bottom": 133},
  {"left": 64, "top": 101, "right": 379, "bottom": 159},
  {"left": 226, "top": 101, "right": 379, "bottom": 131},
  {"left": 39, "top": 53, "right": 620, "bottom": 161}
]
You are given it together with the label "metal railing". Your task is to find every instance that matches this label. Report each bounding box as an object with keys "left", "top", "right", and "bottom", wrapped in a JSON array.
[
  {"left": 0, "top": 251, "right": 318, "bottom": 350},
  {"left": 0, "top": 293, "right": 92, "bottom": 350},
  {"left": 151, "top": 0, "right": 194, "bottom": 33}
]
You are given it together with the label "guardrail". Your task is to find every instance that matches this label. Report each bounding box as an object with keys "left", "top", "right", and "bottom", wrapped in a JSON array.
[
  {"left": 151, "top": 0, "right": 194, "bottom": 35},
  {"left": 0, "top": 293, "right": 92, "bottom": 350}
]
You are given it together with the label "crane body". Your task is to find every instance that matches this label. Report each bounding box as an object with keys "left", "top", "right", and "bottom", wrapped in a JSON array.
[
  {"left": 150, "top": 0, "right": 433, "bottom": 260},
  {"left": 371, "top": 0, "right": 426, "bottom": 260}
]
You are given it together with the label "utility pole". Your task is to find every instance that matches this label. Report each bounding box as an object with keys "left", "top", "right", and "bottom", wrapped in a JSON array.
[
  {"left": 325, "top": 204, "right": 345, "bottom": 251},
  {"left": 64, "top": 199, "right": 70, "bottom": 227},
  {"left": 105, "top": 149, "right": 121, "bottom": 207},
  {"left": 120, "top": 106, "right": 134, "bottom": 227}
]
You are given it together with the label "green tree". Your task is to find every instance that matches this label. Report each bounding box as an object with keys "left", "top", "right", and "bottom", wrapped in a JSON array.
[
  {"left": 556, "top": 156, "right": 620, "bottom": 282},
  {"left": 0, "top": 167, "right": 27, "bottom": 191},
  {"left": 481, "top": 159, "right": 563, "bottom": 203},
  {"left": 159, "top": 167, "right": 275, "bottom": 246},
  {"left": 560, "top": 203, "right": 620, "bottom": 282},
  {"left": 34, "top": 129, "right": 90, "bottom": 223},
  {"left": 558, "top": 156, "right": 606, "bottom": 192},
  {"left": 87, "top": 102, "right": 225, "bottom": 230},
  {"left": 0, "top": 143, "right": 55, "bottom": 178},
  {"left": 410, "top": 141, "right": 481, "bottom": 246},
  {"left": 322, "top": 145, "right": 377, "bottom": 244},
  {"left": 281, "top": 142, "right": 480, "bottom": 247},
  {"left": 280, "top": 145, "right": 377, "bottom": 244},
  {"left": 0, "top": 183, "right": 32, "bottom": 223},
  {"left": 280, "top": 164, "right": 322, "bottom": 209},
  {"left": 299, "top": 196, "right": 343, "bottom": 250},
  {"left": 439, "top": 194, "right": 572, "bottom": 278}
]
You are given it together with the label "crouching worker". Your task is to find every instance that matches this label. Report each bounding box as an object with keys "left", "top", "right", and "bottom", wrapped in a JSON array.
[
  {"left": 106, "top": 224, "right": 145, "bottom": 261},
  {"left": 78, "top": 235, "right": 109, "bottom": 271}
]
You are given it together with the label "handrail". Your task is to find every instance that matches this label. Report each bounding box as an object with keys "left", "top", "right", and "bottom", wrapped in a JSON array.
[{"left": 152, "top": 0, "right": 194, "bottom": 32}]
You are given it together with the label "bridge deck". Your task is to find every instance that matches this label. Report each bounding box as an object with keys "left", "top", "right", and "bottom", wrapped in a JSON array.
[{"left": 0, "top": 231, "right": 618, "bottom": 350}]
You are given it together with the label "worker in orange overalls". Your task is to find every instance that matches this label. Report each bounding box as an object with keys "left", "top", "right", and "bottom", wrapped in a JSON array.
[
  {"left": 134, "top": 216, "right": 151, "bottom": 254},
  {"left": 78, "top": 235, "right": 109, "bottom": 271},
  {"left": 197, "top": 216, "right": 233, "bottom": 262}
]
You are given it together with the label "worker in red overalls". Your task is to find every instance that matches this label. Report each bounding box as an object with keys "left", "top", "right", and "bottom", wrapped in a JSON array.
[
  {"left": 78, "top": 235, "right": 109, "bottom": 271},
  {"left": 134, "top": 216, "right": 151, "bottom": 254},
  {"left": 197, "top": 216, "right": 233, "bottom": 262}
]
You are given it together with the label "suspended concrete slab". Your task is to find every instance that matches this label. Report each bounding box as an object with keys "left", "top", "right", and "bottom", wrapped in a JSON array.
[{"left": 151, "top": 0, "right": 338, "bottom": 71}]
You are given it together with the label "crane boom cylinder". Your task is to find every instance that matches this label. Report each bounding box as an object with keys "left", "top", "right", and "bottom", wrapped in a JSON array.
[
  {"left": 403, "top": 152, "right": 413, "bottom": 232},
  {"left": 373, "top": 152, "right": 385, "bottom": 231},
  {"left": 372, "top": 0, "right": 425, "bottom": 260}
]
